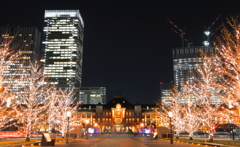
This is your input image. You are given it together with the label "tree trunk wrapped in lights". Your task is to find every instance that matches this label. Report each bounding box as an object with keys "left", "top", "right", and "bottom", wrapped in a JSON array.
[
  {"left": 0, "top": 90, "right": 18, "bottom": 130},
  {"left": 43, "top": 86, "right": 60, "bottom": 133},
  {"left": 16, "top": 61, "right": 53, "bottom": 142},
  {"left": 170, "top": 85, "right": 203, "bottom": 140},
  {"left": 167, "top": 86, "right": 187, "bottom": 139},
  {"left": 54, "top": 87, "right": 78, "bottom": 138}
]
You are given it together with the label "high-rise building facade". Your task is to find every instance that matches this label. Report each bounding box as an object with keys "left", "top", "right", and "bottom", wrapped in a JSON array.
[
  {"left": 42, "top": 10, "right": 84, "bottom": 88},
  {"left": 78, "top": 87, "right": 106, "bottom": 104},
  {"left": 173, "top": 46, "right": 216, "bottom": 87},
  {"left": 0, "top": 27, "right": 41, "bottom": 96},
  {"left": 172, "top": 46, "right": 220, "bottom": 104},
  {"left": 160, "top": 82, "right": 173, "bottom": 104},
  {"left": 0, "top": 27, "right": 41, "bottom": 63}
]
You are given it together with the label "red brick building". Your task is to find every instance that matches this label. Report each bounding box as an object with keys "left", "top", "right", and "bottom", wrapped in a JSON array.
[{"left": 77, "top": 96, "right": 156, "bottom": 133}]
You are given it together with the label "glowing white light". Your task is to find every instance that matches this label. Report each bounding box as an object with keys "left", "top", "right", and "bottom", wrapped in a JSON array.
[
  {"left": 67, "top": 111, "right": 71, "bottom": 117},
  {"left": 6, "top": 98, "right": 11, "bottom": 107},
  {"left": 145, "top": 129, "right": 150, "bottom": 133},
  {"left": 228, "top": 102, "right": 233, "bottom": 108},
  {"left": 88, "top": 128, "right": 94, "bottom": 133},
  {"left": 204, "top": 30, "right": 210, "bottom": 36},
  {"left": 203, "top": 41, "right": 210, "bottom": 46},
  {"left": 85, "top": 119, "right": 89, "bottom": 124},
  {"left": 45, "top": 10, "right": 84, "bottom": 27}
]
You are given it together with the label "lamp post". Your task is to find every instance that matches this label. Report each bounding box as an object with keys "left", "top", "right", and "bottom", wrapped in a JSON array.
[
  {"left": 140, "top": 123, "right": 144, "bottom": 135},
  {"left": 168, "top": 111, "right": 173, "bottom": 144},
  {"left": 94, "top": 123, "right": 98, "bottom": 137},
  {"left": 66, "top": 111, "right": 71, "bottom": 144},
  {"left": 232, "top": 125, "right": 235, "bottom": 140},
  {"left": 85, "top": 119, "right": 89, "bottom": 140}
]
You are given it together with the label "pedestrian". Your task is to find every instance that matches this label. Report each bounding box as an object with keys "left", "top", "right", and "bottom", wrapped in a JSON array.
[{"left": 50, "top": 132, "right": 56, "bottom": 146}]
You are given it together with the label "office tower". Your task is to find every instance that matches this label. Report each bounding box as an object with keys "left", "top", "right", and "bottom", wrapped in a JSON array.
[
  {"left": 78, "top": 87, "right": 106, "bottom": 104},
  {"left": 172, "top": 46, "right": 216, "bottom": 87},
  {"left": 42, "top": 10, "right": 84, "bottom": 88},
  {"left": 0, "top": 27, "right": 41, "bottom": 95},
  {"left": 160, "top": 82, "right": 173, "bottom": 104},
  {"left": 0, "top": 27, "right": 41, "bottom": 62},
  {"left": 172, "top": 46, "right": 221, "bottom": 104}
]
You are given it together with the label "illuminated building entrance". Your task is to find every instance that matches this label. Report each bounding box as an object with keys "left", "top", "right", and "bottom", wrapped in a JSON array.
[
  {"left": 116, "top": 126, "right": 121, "bottom": 132},
  {"left": 77, "top": 96, "right": 156, "bottom": 135}
]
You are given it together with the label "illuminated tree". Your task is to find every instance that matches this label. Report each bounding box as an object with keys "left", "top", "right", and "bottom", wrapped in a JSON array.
[
  {"left": 0, "top": 31, "right": 21, "bottom": 85},
  {"left": 168, "top": 85, "right": 202, "bottom": 140},
  {"left": 186, "top": 54, "right": 232, "bottom": 142},
  {"left": 213, "top": 16, "right": 240, "bottom": 107},
  {"left": 182, "top": 102, "right": 202, "bottom": 140},
  {"left": 54, "top": 88, "right": 78, "bottom": 137},
  {"left": 0, "top": 91, "right": 19, "bottom": 130},
  {"left": 155, "top": 16, "right": 240, "bottom": 142},
  {"left": 151, "top": 107, "right": 169, "bottom": 128},
  {"left": 16, "top": 61, "right": 52, "bottom": 141},
  {"left": 162, "top": 55, "right": 228, "bottom": 141},
  {"left": 166, "top": 86, "right": 186, "bottom": 138},
  {"left": 44, "top": 87, "right": 59, "bottom": 133},
  {"left": 0, "top": 30, "right": 24, "bottom": 131}
]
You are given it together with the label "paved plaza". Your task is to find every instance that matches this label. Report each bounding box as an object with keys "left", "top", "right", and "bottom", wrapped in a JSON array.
[{"left": 50, "top": 138, "right": 198, "bottom": 147}]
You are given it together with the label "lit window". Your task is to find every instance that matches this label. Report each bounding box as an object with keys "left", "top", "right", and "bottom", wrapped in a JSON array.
[{"left": 19, "top": 34, "right": 22, "bottom": 36}]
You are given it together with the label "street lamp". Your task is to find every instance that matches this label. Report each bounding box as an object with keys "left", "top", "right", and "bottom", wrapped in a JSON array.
[
  {"left": 66, "top": 111, "right": 71, "bottom": 144},
  {"left": 168, "top": 111, "right": 173, "bottom": 144},
  {"left": 94, "top": 123, "right": 98, "bottom": 137},
  {"left": 231, "top": 125, "right": 235, "bottom": 140},
  {"left": 85, "top": 119, "right": 89, "bottom": 140},
  {"left": 140, "top": 123, "right": 144, "bottom": 135}
]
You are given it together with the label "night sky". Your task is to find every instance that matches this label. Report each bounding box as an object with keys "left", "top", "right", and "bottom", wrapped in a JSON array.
[{"left": 0, "top": 0, "right": 240, "bottom": 104}]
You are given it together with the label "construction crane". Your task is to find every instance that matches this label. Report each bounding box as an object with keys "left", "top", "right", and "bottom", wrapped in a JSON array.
[
  {"left": 203, "top": 14, "right": 221, "bottom": 46},
  {"left": 171, "top": 28, "right": 193, "bottom": 47},
  {"left": 167, "top": 19, "right": 192, "bottom": 47}
]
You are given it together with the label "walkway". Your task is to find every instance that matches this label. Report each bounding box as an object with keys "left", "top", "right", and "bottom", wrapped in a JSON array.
[{"left": 50, "top": 138, "right": 198, "bottom": 147}]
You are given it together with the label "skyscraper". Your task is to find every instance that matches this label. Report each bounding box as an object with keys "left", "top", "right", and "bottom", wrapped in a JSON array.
[
  {"left": 42, "top": 10, "right": 84, "bottom": 88},
  {"left": 172, "top": 46, "right": 220, "bottom": 104},
  {"left": 0, "top": 27, "right": 41, "bottom": 63},
  {"left": 0, "top": 27, "right": 41, "bottom": 96},
  {"left": 172, "top": 46, "right": 216, "bottom": 87}
]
